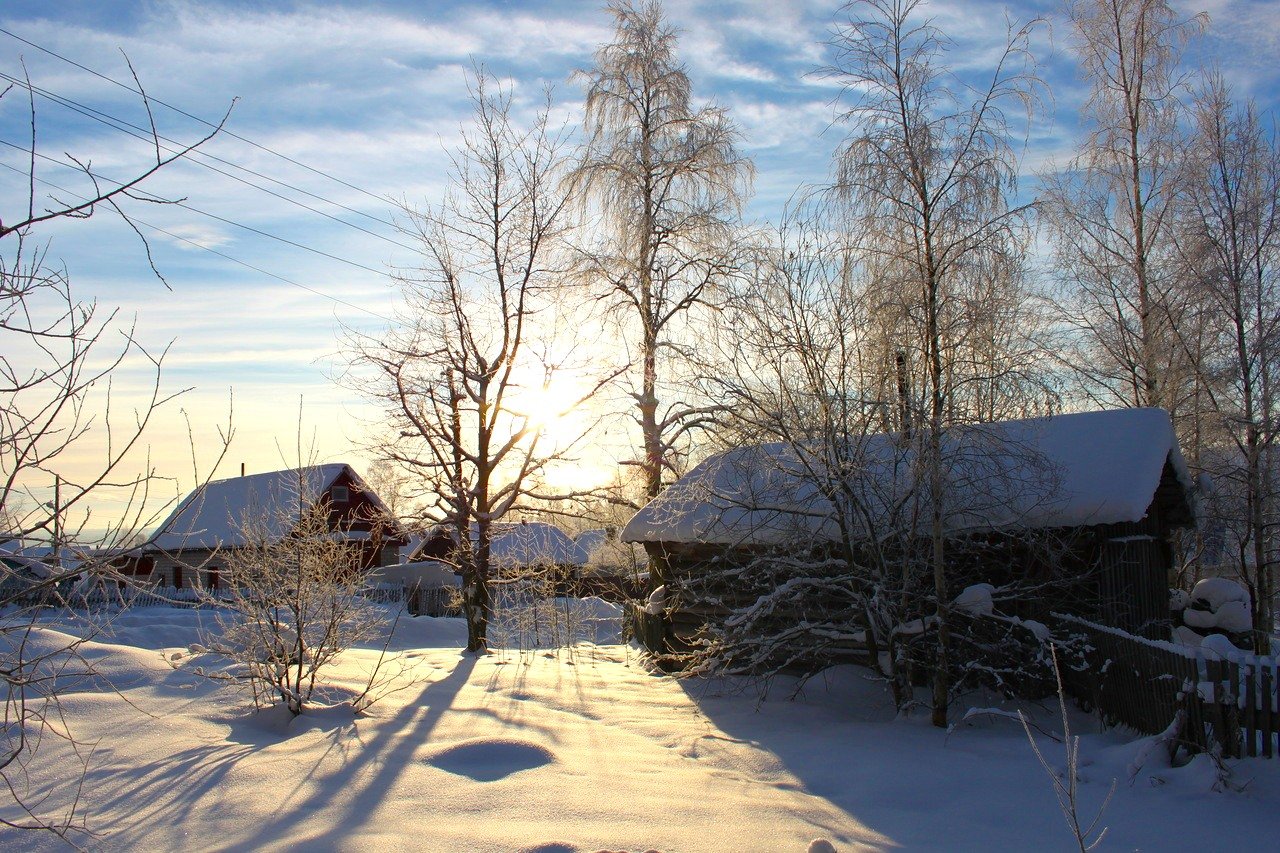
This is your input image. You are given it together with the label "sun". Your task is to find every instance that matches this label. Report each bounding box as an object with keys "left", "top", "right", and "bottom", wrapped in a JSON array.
[{"left": 507, "top": 366, "right": 589, "bottom": 449}]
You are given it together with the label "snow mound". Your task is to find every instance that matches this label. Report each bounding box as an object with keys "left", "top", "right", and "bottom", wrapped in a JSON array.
[
  {"left": 1172, "top": 625, "right": 1202, "bottom": 647},
  {"left": 1213, "top": 599, "right": 1252, "bottom": 633},
  {"left": 427, "top": 737, "right": 556, "bottom": 781},
  {"left": 954, "top": 583, "right": 994, "bottom": 615},
  {"left": 1182, "top": 607, "right": 1216, "bottom": 629},
  {"left": 644, "top": 585, "right": 666, "bottom": 616},
  {"left": 1200, "top": 633, "right": 1244, "bottom": 662},
  {"left": 1176, "top": 577, "right": 1252, "bottom": 649},
  {"left": 1189, "top": 577, "right": 1249, "bottom": 612}
]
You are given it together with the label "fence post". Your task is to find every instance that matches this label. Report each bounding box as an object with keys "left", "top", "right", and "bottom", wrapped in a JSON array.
[{"left": 1264, "top": 664, "right": 1275, "bottom": 759}]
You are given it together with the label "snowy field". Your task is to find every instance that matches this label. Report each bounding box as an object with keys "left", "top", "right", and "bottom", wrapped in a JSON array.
[{"left": 4, "top": 604, "right": 1280, "bottom": 852}]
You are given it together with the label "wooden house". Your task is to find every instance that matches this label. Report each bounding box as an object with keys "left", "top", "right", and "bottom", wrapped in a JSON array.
[
  {"left": 622, "top": 408, "right": 1196, "bottom": 651},
  {"left": 142, "top": 463, "right": 407, "bottom": 590}
]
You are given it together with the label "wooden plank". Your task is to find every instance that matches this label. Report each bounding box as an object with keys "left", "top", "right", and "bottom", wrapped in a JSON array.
[
  {"left": 1230, "top": 659, "right": 1243, "bottom": 759},
  {"left": 1259, "top": 666, "right": 1269, "bottom": 758},
  {"left": 1186, "top": 654, "right": 1206, "bottom": 755},
  {"left": 1244, "top": 659, "right": 1257, "bottom": 758}
]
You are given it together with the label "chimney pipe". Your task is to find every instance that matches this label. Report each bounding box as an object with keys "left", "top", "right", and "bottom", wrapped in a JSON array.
[{"left": 240, "top": 462, "right": 246, "bottom": 478}]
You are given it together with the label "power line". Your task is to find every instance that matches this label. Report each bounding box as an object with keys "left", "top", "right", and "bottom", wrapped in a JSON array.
[
  {"left": 0, "top": 137, "right": 401, "bottom": 280},
  {"left": 0, "top": 160, "right": 400, "bottom": 325},
  {"left": 0, "top": 69, "right": 422, "bottom": 255},
  {"left": 0, "top": 26, "right": 401, "bottom": 213}
]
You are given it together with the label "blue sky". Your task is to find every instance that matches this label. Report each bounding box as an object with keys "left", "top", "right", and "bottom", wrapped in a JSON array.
[{"left": 1, "top": 0, "right": 1277, "bottom": 530}]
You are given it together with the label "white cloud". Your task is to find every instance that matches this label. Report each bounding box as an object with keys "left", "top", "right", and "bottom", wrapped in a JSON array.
[{"left": 160, "top": 221, "right": 233, "bottom": 250}]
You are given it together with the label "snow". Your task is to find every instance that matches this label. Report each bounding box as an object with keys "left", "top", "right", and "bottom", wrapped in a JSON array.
[
  {"left": 643, "top": 584, "right": 666, "bottom": 616},
  {"left": 5, "top": 604, "right": 1280, "bottom": 851},
  {"left": 486, "top": 522, "right": 581, "bottom": 567},
  {"left": 572, "top": 527, "right": 609, "bottom": 564},
  {"left": 1173, "top": 625, "right": 1204, "bottom": 647},
  {"left": 1183, "top": 607, "right": 1218, "bottom": 629},
  {"left": 1019, "top": 619, "right": 1051, "bottom": 641},
  {"left": 148, "top": 463, "right": 380, "bottom": 551},
  {"left": 1179, "top": 578, "right": 1252, "bottom": 643},
  {"left": 1190, "top": 577, "right": 1250, "bottom": 612},
  {"left": 954, "top": 583, "right": 995, "bottom": 616},
  {"left": 416, "top": 522, "right": 583, "bottom": 568},
  {"left": 374, "top": 559, "right": 461, "bottom": 589},
  {"left": 623, "top": 408, "right": 1191, "bottom": 547},
  {"left": 1199, "top": 633, "right": 1245, "bottom": 662},
  {"left": 1213, "top": 600, "right": 1253, "bottom": 634}
]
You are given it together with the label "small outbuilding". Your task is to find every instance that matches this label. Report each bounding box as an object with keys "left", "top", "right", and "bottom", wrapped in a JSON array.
[
  {"left": 623, "top": 408, "right": 1196, "bottom": 645},
  {"left": 410, "top": 520, "right": 581, "bottom": 573}
]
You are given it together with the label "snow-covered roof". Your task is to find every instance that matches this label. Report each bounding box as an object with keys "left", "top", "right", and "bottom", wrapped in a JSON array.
[
  {"left": 622, "top": 408, "right": 1193, "bottom": 547},
  {"left": 373, "top": 559, "right": 461, "bottom": 589},
  {"left": 414, "top": 521, "right": 583, "bottom": 567},
  {"left": 572, "top": 528, "right": 642, "bottom": 569},
  {"left": 572, "top": 528, "right": 610, "bottom": 564},
  {"left": 148, "top": 463, "right": 389, "bottom": 552}
]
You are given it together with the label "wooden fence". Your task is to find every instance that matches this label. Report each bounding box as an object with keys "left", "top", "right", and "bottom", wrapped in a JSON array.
[
  {"left": 1052, "top": 613, "right": 1280, "bottom": 759},
  {"left": 404, "top": 585, "right": 460, "bottom": 617}
]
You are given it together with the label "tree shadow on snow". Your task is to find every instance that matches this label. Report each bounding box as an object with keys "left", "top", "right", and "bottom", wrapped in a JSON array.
[
  {"left": 241, "top": 652, "right": 480, "bottom": 847},
  {"left": 674, "top": 667, "right": 1084, "bottom": 851}
]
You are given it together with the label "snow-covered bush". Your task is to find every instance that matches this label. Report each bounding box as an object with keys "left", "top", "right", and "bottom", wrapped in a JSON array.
[
  {"left": 191, "top": 498, "right": 387, "bottom": 715},
  {"left": 669, "top": 547, "right": 1063, "bottom": 709},
  {"left": 488, "top": 567, "right": 618, "bottom": 651},
  {"left": 671, "top": 551, "right": 871, "bottom": 684},
  {"left": 900, "top": 607, "right": 1059, "bottom": 702}
]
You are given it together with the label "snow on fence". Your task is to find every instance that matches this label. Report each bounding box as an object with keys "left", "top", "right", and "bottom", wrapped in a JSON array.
[{"left": 1052, "top": 612, "right": 1280, "bottom": 759}]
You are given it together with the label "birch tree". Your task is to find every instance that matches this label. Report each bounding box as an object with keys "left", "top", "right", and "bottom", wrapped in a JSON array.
[
  {"left": 1043, "top": 0, "right": 1207, "bottom": 413},
  {"left": 1176, "top": 75, "right": 1280, "bottom": 651},
  {"left": 572, "top": 0, "right": 752, "bottom": 536},
  {"left": 822, "top": 0, "right": 1043, "bottom": 726}
]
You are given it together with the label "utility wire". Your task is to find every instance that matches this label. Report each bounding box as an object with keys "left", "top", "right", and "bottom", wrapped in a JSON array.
[
  {"left": 0, "top": 137, "right": 400, "bottom": 280},
  {"left": 0, "top": 69, "right": 422, "bottom": 255},
  {"left": 0, "top": 26, "right": 401, "bottom": 214},
  {"left": 0, "top": 160, "right": 400, "bottom": 325}
]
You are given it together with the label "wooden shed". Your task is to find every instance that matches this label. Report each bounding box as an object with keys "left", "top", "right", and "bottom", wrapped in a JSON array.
[{"left": 622, "top": 408, "right": 1196, "bottom": 650}]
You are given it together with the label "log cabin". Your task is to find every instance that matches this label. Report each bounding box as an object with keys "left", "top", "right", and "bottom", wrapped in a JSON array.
[{"left": 622, "top": 408, "right": 1196, "bottom": 653}]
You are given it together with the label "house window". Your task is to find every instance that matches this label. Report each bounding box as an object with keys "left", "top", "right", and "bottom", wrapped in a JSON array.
[
  {"left": 173, "top": 566, "right": 184, "bottom": 589},
  {"left": 207, "top": 567, "right": 220, "bottom": 591},
  {"left": 331, "top": 485, "right": 350, "bottom": 504}
]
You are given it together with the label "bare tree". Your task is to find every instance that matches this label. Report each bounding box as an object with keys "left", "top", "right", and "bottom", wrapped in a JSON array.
[
  {"left": 1174, "top": 74, "right": 1280, "bottom": 651},
  {"left": 572, "top": 0, "right": 753, "bottom": 537},
  {"left": 686, "top": 198, "right": 1062, "bottom": 710},
  {"left": 1042, "top": 0, "right": 1207, "bottom": 413},
  {"left": 192, "top": 476, "right": 389, "bottom": 715},
  {"left": 821, "top": 0, "right": 1043, "bottom": 726},
  {"left": 364, "top": 459, "right": 413, "bottom": 520},
  {"left": 0, "top": 71, "right": 229, "bottom": 836},
  {"left": 692, "top": 201, "right": 920, "bottom": 700},
  {"left": 351, "top": 75, "right": 610, "bottom": 653}
]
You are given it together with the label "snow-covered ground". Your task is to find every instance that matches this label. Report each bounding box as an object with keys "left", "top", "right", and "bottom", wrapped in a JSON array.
[{"left": 4, "top": 604, "right": 1279, "bottom": 851}]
